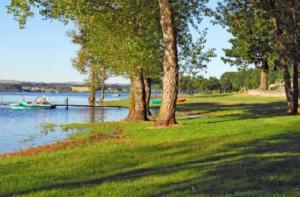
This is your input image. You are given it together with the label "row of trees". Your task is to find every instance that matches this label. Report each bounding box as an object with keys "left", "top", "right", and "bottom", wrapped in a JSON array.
[
  {"left": 212, "top": 0, "right": 300, "bottom": 114},
  {"left": 179, "top": 68, "right": 285, "bottom": 94},
  {"left": 0, "top": 82, "right": 130, "bottom": 92},
  {"left": 0, "top": 83, "right": 73, "bottom": 92},
  {"left": 7, "top": 0, "right": 215, "bottom": 127},
  {"left": 7, "top": 0, "right": 300, "bottom": 125},
  {"left": 0, "top": 84, "right": 22, "bottom": 92}
]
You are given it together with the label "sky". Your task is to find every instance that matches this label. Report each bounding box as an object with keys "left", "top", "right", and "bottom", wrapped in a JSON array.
[{"left": 0, "top": 0, "right": 237, "bottom": 84}]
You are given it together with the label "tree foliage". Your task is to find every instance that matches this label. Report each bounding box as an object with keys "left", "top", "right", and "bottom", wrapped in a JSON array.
[
  {"left": 214, "top": 0, "right": 300, "bottom": 114},
  {"left": 7, "top": 0, "right": 217, "bottom": 125}
]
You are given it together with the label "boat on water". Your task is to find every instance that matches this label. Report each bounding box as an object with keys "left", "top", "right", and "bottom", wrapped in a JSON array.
[
  {"left": 112, "top": 93, "right": 121, "bottom": 97},
  {"left": 151, "top": 98, "right": 187, "bottom": 105},
  {"left": 10, "top": 95, "right": 56, "bottom": 109}
]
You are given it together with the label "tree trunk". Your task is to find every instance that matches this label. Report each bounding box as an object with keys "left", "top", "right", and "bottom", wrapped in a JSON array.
[
  {"left": 268, "top": 4, "right": 296, "bottom": 114},
  {"left": 88, "top": 71, "right": 96, "bottom": 103},
  {"left": 90, "top": 103, "right": 95, "bottom": 123},
  {"left": 124, "top": 76, "right": 135, "bottom": 121},
  {"left": 260, "top": 59, "right": 269, "bottom": 90},
  {"left": 99, "top": 67, "right": 106, "bottom": 102},
  {"left": 144, "top": 76, "right": 152, "bottom": 116},
  {"left": 99, "top": 79, "right": 105, "bottom": 102},
  {"left": 291, "top": 0, "right": 300, "bottom": 113},
  {"left": 123, "top": 70, "right": 148, "bottom": 122},
  {"left": 282, "top": 65, "right": 296, "bottom": 114},
  {"left": 292, "top": 31, "right": 299, "bottom": 114},
  {"left": 155, "top": 0, "right": 178, "bottom": 127},
  {"left": 99, "top": 70, "right": 106, "bottom": 102},
  {"left": 298, "top": 64, "right": 300, "bottom": 113}
]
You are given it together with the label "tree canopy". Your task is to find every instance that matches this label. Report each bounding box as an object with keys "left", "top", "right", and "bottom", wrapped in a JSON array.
[{"left": 6, "top": 0, "right": 219, "bottom": 125}]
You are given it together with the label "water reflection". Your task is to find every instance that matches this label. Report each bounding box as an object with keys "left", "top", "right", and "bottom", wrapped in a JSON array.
[
  {"left": 100, "top": 106, "right": 105, "bottom": 122},
  {"left": 89, "top": 102, "right": 96, "bottom": 123}
]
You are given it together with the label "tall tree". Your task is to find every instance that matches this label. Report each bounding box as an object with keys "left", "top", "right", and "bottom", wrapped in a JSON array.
[
  {"left": 215, "top": 0, "right": 300, "bottom": 114},
  {"left": 263, "top": 0, "right": 299, "bottom": 114},
  {"left": 67, "top": 20, "right": 109, "bottom": 103},
  {"left": 143, "top": 73, "right": 152, "bottom": 116},
  {"left": 71, "top": 48, "right": 99, "bottom": 103},
  {"left": 154, "top": 0, "right": 178, "bottom": 126},
  {"left": 220, "top": 72, "right": 234, "bottom": 92},
  {"left": 214, "top": 2, "right": 278, "bottom": 91},
  {"left": 290, "top": 0, "right": 300, "bottom": 113},
  {"left": 7, "top": 0, "right": 214, "bottom": 125},
  {"left": 7, "top": 0, "right": 162, "bottom": 121},
  {"left": 155, "top": 0, "right": 212, "bottom": 127}
]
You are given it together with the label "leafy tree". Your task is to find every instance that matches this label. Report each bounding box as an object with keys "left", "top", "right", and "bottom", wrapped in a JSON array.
[
  {"left": 243, "top": 68, "right": 260, "bottom": 89},
  {"left": 198, "top": 77, "right": 220, "bottom": 93},
  {"left": 155, "top": 0, "right": 213, "bottom": 127},
  {"left": 220, "top": 72, "right": 234, "bottom": 92},
  {"left": 179, "top": 29, "right": 217, "bottom": 76},
  {"left": 67, "top": 20, "right": 110, "bottom": 103},
  {"left": 213, "top": 1, "right": 278, "bottom": 91},
  {"left": 7, "top": 0, "right": 215, "bottom": 126},
  {"left": 7, "top": 0, "right": 163, "bottom": 121},
  {"left": 215, "top": 0, "right": 300, "bottom": 114},
  {"left": 178, "top": 75, "right": 192, "bottom": 93},
  {"left": 71, "top": 47, "right": 99, "bottom": 102},
  {"left": 190, "top": 75, "right": 204, "bottom": 94}
]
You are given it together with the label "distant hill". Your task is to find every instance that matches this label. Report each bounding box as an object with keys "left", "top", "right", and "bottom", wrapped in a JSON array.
[
  {"left": 0, "top": 80, "right": 25, "bottom": 84},
  {"left": 64, "top": 82, "right": 85, "bottom": 85},
  {"left": 0, "top": 80, "right": 84, "bottom": 85},
  {"left": 0, "top": 80, "right": 129, "bottom": 85}
]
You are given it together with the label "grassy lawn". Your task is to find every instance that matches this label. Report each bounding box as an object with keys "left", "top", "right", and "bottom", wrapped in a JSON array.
[{"left": 1, "top": 93, "right": 300, "bottom": 196}]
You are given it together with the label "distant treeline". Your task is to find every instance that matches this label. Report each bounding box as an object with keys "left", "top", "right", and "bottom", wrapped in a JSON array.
[
  {"left": 0, "top": 82, "right": 130, "bottom": 93},
  {"left": 0, "top": 84, "right": 23, "bottom": 92},
  {"left": 178, "top": 68, "right": 284, "bottom": 94}
]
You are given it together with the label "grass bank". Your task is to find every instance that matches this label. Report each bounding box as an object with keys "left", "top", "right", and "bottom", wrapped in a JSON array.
[{"left": 1, "top": 93, "right": 300, "bottom": 196}]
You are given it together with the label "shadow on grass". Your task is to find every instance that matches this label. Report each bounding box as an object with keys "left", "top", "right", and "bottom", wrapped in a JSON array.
[
  {"left": 191, "top": 93, "right": 233, "bottom": 98},
  {"left": 145, "top": 131, "right": 300, "bottom": 196},
  {"left": 176, "top": 101, "right": 287, "bottom": 122},
  {"left": 3, "top": 131, "right": 300, "bottom": 196}
]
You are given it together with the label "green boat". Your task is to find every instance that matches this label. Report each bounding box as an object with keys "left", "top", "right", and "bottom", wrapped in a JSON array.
[
  {"left": 151, "top": 98, "right": 187, "bottom": 105},
  {"left": 10, "top": 96, "right": 56, "bottom": 110},
  {"left": 151, "top": 99, "right": 162, "bottom": 104}
]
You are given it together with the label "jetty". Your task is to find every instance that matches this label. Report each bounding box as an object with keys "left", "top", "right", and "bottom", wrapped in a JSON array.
[
  {"left": 0, "top": 103, "right": 125, "bottom": 108},
  {"left": 0, "top": 96, "right": 126, "bottom": 109},
  {"left": 55, "top": 104, "right": 125, "bottom": 108}
]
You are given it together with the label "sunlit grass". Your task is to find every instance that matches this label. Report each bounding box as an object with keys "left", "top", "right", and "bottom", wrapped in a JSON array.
[{"left": 1, "top": 94, "right": 299, "bottom": 196}]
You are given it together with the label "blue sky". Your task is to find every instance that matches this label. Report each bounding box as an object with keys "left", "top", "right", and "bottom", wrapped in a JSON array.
[{"left": 0, "top": 0, "right": 236, "bottom": 84}]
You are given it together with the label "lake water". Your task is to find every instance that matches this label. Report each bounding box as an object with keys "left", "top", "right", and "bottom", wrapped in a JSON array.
[{"left": 0, "top": 92, "right": 131, "bottom": 155}]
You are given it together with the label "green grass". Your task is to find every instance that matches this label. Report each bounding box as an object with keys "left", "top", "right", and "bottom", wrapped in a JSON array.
[{"left": 1, "top": 93, "right": 300, "bottom": 196}]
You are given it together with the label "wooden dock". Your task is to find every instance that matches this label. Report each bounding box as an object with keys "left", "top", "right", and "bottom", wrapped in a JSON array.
[
  {"left": 0, "top": 103, "right": 126, "bottom": 108},
  {"left": 55, "top": 104, "right": 126, "bottom": 108},
  {"left": 0, "top": 96, "right": 126, "bottom": 109}
]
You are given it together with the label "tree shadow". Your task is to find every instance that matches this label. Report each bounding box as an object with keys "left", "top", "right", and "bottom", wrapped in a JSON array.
[
  {"left": 3, "top": 131, "right": 300, "bottom": 196},
  {"left": 193, "top": 93, "right": 233, "bottom": 98},
  {"left": 176, "top": 101, "right": 287, "bottom": 123},
  {"left": 145, "top": 131, "right": 300, "bottom": 196},
  {"left": 151, "top": 94, "right": 287, "bottom": 122}
]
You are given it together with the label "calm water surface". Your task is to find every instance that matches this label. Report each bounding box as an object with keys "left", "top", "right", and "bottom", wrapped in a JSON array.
[{"left": 0, "top": 92, "right": 130, "bottom": 154}]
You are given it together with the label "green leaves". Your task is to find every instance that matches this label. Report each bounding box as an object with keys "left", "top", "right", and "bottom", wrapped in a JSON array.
[
  {"left": 178, "top": 29, "right": 216, "bottom": 75},
  {"left": 214, "top": 0, "right": 278, "bottom": 70},
  {"left": 6, "top": 0, "right": 35, "bottom": 29}
]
